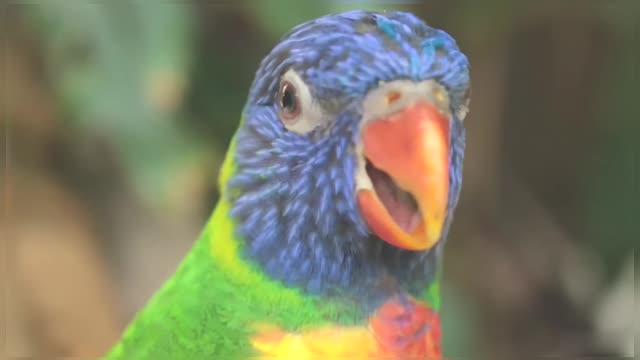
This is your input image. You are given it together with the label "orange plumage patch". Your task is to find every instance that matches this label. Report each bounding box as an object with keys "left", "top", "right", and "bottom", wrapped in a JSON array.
[{"left": 250, "top": 296, "right": 442, "bottom": 359}]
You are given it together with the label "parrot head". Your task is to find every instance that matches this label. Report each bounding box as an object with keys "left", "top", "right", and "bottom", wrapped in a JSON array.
[{"left": 227, "top": 10, "right": 470, "bottom": 297}]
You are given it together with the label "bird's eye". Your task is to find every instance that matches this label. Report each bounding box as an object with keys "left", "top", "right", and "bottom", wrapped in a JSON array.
[
  {"left": 278, "top": 81, "right": 300, "bottom": 121},
  {"left": 276, "top": 69, "right": 325, "bottom": 134}
]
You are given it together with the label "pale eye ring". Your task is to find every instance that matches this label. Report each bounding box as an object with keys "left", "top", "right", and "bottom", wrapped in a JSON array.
[{"left": 278, "top": 81, "right": 301, "bottom": 121}]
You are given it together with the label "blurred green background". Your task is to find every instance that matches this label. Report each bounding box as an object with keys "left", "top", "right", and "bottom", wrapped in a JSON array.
[{"left": 1, "top": 1, "right": 636, "bottom": 359}]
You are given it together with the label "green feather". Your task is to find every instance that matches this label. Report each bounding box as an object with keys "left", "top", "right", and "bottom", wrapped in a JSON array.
[
  {"left": 422, "top": 276, "right": 441, "bottom": 311},
  {"left": 105, "top": 119, "right": 363, "bottom": 359}
]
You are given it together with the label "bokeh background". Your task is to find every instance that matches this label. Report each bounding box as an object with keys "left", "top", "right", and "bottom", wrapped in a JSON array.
[{"left": 1, "top": 1, "right": 637, "bottom": 359}]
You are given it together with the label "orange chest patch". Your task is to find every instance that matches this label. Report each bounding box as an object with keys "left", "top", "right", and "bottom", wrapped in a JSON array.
[{"left": 250, "top": 296, "right": 442, "bottom": 360}]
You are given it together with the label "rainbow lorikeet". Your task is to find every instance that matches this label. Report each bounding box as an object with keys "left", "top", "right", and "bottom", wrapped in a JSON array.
[{"left": 106, "top": 10, "right": 470, "bottom": 360}]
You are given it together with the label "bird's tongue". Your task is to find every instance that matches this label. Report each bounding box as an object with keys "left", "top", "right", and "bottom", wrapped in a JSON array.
[{"left": 366, "top": 161, "right": 421, "bottom": 233}]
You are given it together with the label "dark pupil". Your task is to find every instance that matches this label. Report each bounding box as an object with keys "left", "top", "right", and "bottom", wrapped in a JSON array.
[{"left": 281, "top": 86, "right": 296, "bottom": 112}]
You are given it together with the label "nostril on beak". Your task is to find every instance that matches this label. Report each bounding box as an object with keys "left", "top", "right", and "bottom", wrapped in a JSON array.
[{"left": 385, "top": 91, "right": 401, "bottom": 105}]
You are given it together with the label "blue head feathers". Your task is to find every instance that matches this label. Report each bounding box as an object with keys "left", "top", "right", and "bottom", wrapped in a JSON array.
[{"left": 226, "top": 11, "right": 470, "bottom": 302}]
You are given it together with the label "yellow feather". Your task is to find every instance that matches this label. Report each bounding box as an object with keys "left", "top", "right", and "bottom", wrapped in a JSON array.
[{"left": 251, "top": 325, "right": 379, "bottom": 360}]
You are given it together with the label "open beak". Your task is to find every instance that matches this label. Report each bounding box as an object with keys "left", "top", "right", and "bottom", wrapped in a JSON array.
[{"left": 357, "top": 100, "right": 450, "bottom": 251}]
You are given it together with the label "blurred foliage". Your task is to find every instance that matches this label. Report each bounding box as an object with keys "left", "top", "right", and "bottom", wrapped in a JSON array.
[
  {"left": 26, "top": 1, "right": 204, "bottom": 209},
  {"left": 584, "top": 0, "right": 638, "bottom": 277},
  {"left": 440, "top": 285, "right": 476, "bottom": 356}
]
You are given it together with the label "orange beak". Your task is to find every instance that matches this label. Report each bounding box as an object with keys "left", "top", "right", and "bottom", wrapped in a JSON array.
[{"left": 357, "top": 101, "right": 450, "bottom": 251}]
